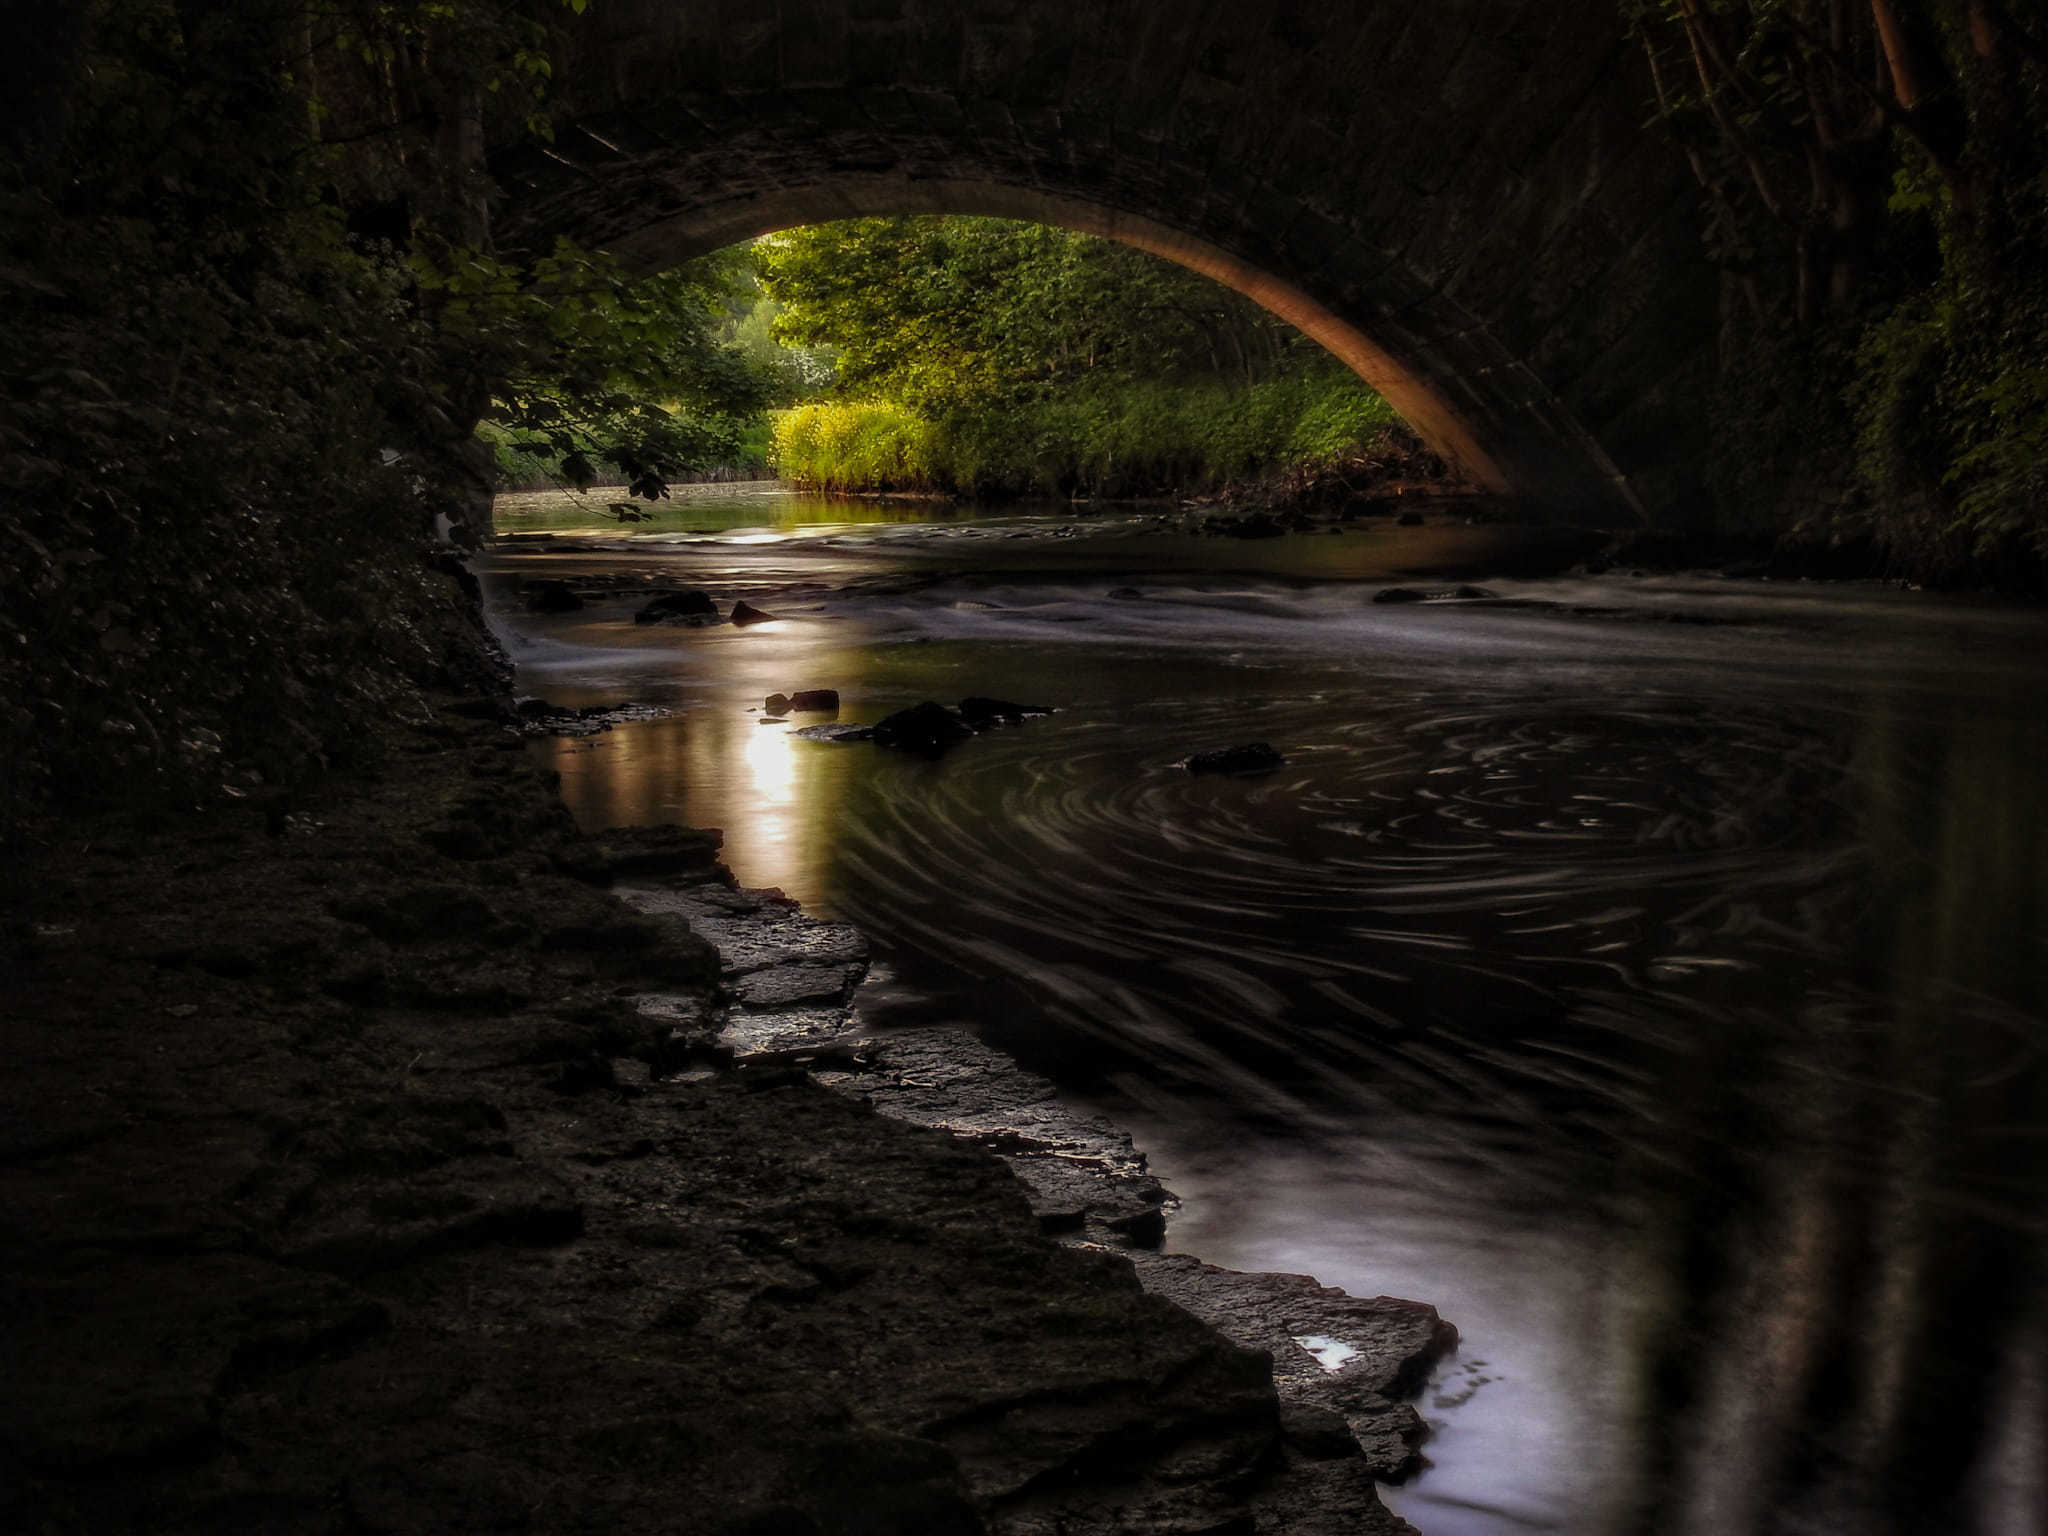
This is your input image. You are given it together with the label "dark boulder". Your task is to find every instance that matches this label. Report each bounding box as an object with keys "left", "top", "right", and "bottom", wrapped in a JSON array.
[
  {"left": 523, "top": 581, "right": 584, "bottom": 614},
  {"left": 634, "top": 591, "right": 719, "bottom": 625},
  {"left": 958, "top": 696, "right": 1053, "bottom": 729},
  {"left": 872, "top": 702, "right": 973, "bottom": 757},
  {"left": 1371, "top": 588, "right": 1426, "bottom": 605},
  {"left": 730, "top": 601, "right": 777, "bottom": 627},
  {"left": 1186, "top": 743, "right": 1286, "bottom": 777}
]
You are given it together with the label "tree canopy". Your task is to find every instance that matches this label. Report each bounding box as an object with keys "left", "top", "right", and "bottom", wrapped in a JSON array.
[
  {"left": 1621, "top": 0, "right": 2048, "bottom": 565},
  {"left": 755, "top": 217, "right": 1311, "bottom": 410}
]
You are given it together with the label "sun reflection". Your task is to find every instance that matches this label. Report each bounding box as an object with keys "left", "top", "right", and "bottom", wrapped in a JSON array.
[{"left": 744, "top": 720, "right": 800, "bottom": 806}]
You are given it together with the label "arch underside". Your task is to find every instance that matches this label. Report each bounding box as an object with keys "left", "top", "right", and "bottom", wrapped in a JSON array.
[{"left": 492, "top": 4, "right": 1720, "bottom": 523}]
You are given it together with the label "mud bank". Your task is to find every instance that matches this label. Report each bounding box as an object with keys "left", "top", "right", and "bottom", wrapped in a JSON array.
[{"left": 1, "top": 695, "right": 1452, "bottom": 1535}]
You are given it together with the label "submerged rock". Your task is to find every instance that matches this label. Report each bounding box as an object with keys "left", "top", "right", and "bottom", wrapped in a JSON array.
[
  {"left": 522, "top": 580, "right": 584, "bottom": 614},
  {"left": 958, "top": 696, "right": 1053, "bottom": 728},
  {"left": 872, "top": 701, "right": 973, "bottom": 757},
  {"left": 633, "top": 590, "right": 719, "bottom": 625},
  {"left": 1371, "top": 585, "right": 1497, "bottom": 605},
  {"left": 730, "top": 600, "right": 777, "bottom": 627},
  {"left": 792, "top": 723, "right": 877, "bottom": 744},
  {"left": 1186, "top": 743, "right": 1286, "bottom": 777}
]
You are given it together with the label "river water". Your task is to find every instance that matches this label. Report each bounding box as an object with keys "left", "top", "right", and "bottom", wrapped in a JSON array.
[{"left": 484, "top": 486, "right": 2048, "bottom": 1536}]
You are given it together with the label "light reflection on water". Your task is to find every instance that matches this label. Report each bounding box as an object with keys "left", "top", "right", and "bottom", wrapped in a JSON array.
[{"left": 487, "top": 491, "right": 2048, "bottom": 1536}]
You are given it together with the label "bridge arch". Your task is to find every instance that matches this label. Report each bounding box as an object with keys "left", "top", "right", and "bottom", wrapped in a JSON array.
[{"left": 492, "top": 1, "right": 1718, "bottom": 524}]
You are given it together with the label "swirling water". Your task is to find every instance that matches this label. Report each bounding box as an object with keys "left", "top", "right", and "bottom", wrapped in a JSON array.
[{"left": 488, "top": 490, "right": 2048, "bottom": 1536}]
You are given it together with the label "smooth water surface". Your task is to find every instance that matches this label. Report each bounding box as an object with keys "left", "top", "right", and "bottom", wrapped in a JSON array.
[{"left": 485, "top": 489, "right": 2048, "bottom": 1536}]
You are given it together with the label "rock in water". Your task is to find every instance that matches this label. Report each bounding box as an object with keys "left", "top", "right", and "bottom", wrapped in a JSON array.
[
  {"left": 730, "top": 601, "right": 776, "bottom": 627},
  {"left": 767, "top": 690, "right": 836, "bottom": 715},
  {"left": 1186, "top": 743, "right": 1286, "bottom": 776},
  {"left": 1371, "top": 587, "right": 1426, "bottom": 605},
  {"left": 523, "top": 580, "right": 584, "bottom": 613},
  {"left": 792, "top": 723, "right": 875, "bottom": 743},
  {"left": 634, "top": 591, "right": 719, "bottom": 625},
  {"left": 958, "top": 696, "right": 1052, "bottom": 728},
  {"left": 872, "top": 702, "right": 973, "bottom": 757}
]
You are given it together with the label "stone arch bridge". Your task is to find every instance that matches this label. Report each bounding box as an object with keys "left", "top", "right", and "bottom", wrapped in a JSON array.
[{"left": 493, "top": 1, "right": 1716, "bottom": 524}]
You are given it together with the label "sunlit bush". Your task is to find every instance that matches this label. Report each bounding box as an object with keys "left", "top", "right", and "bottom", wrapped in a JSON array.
[
  {"left": 772, "top": 402, "right": 939, "bottom": 492},
  {"left": 772, "top": 369, "right": 1397, "bottom": 499}
]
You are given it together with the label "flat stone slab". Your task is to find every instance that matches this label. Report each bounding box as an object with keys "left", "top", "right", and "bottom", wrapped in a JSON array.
[
  {"left": 692, "top": 912, "right": 868, "bottom": 977},
  {"left": 1127, "top": 1251, "right": 1458, "bottom": 1480},
  {"left": 846, "top": 1027, "right": 1171, "bottom": 1245},
  {"left": 731, "top": 962, "right": 863, "bottom": 1010},
  {"left": 718, "top": 1007, "right": 856, "bottom": 1055}
]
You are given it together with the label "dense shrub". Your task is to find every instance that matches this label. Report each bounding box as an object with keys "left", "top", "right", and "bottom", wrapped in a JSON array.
[
  {"left": 772, "top": 402, "right": 941, "bottom": 492},
  {"left": 771, "top": 370, "right": 1398, "bottom": 499}
]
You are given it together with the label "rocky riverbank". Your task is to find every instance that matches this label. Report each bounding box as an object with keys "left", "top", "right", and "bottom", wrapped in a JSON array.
[{"left": 2, "top": 692, "right": 1453, "bottom": 1535}]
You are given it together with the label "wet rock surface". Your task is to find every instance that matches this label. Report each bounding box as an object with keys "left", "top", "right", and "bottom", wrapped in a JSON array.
[
  {"left": 619, "top": 876, "right": 1460, "bottom": 1497},
  {"left": 511, "top": 698, "right": 672, "bottom": 738},
  {"left": 4, "top": 699, "right": 1447, "bottom": 1535}
]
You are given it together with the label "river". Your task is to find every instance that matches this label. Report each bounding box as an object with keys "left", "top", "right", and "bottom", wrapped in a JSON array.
[{"left": 483, "top": 484, "right": 2048, "bottom": 1536}]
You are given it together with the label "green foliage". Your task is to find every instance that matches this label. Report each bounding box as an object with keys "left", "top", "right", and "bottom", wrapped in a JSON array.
[
  {"left": 771, "top": 403, "right": 941, "bottom": 493},
  {"left": 757, "top": 217, "right": 1309, "bottom": 409},
  {"left": 721, "top": 285, "right": 837, "bottom": 405},
  {"left": 0, "top": 0, "right": 651, "bottom": 834},
  {"left": 1621, "top": 0, "right": 2048, "bottom": 576},
  {"left": 771, "top": 370, "right": 1397, "bottom": 500},
  {"left": 1850, "top": 253, "right": 2048, "bottom": 570},
  {"left": 756, "top": 216, "right": 1393, "bottom": 501},
  {"left": 0, "top": 185, "right": 460, "bottom": 827},
  {"left": 429, "top": 239, "right": 770, "bottom": 497}
]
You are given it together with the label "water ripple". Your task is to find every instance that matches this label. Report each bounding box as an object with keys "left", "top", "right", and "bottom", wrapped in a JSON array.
[{"left": 825, "top": 684, "right": 1863, "bottom": 1168}]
